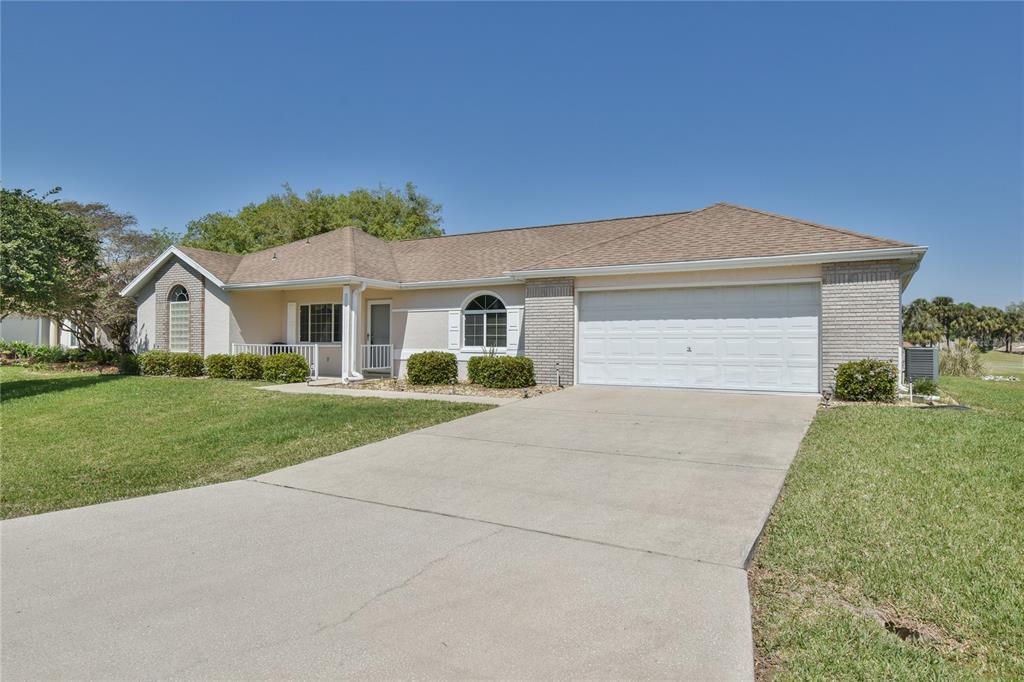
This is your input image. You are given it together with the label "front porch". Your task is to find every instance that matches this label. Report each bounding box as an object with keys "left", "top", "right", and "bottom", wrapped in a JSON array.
[{"left": 227, "top": 283, "right": 393, "bottom": 382}]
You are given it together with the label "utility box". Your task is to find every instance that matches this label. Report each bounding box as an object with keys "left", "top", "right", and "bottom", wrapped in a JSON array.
[{"left": 905, "top": 346, "right": 939, "bottom": 382}]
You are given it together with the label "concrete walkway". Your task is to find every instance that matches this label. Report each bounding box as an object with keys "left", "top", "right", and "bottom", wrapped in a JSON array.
[
  {"left": 259, "top": 382, "right": 517, "bottom": 405},
  {"left": 1, "top": 386, "right": 818, "bottom": 680}
]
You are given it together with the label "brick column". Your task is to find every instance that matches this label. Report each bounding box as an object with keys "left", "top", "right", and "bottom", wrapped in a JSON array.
[
  {"left": 524, "top": 278, "right": 575, "bottom": 385},
  {"left": 820, "top": 260, "right": 902, "bottom": 389}
]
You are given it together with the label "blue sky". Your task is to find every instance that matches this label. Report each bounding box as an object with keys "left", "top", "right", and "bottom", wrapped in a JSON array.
[{"left": 2, "top": 2, "right": 1021, "bottom": 306}]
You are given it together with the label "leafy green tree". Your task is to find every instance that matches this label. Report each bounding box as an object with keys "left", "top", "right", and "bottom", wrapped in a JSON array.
[
  {"left": 930, "top": 296, "right": 957, "bottom": 349},
  {"left": 996, "top": 301, "right": 1024, "bottom": 352},
  {"left": 0, "top": 188, "right": 104, "bottom": 334},
  {"left": 57, "top": 200, "right": 178, "bottom": 352},
  {"left": 902, "top": 298, "right": 942, "bottom": 346},
  {"left": 182, "top": 182, "right": 442, "bottom": 254}
]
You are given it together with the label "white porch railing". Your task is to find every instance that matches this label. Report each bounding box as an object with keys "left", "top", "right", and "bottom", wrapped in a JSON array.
[
  {"left": 232, "top": 343, "right": 319, "bottom": 380},
  {"left": 361, "top": 344, "right": 392, "bottom": 373}
]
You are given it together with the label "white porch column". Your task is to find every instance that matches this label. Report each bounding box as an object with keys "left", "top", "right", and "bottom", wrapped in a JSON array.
[
  {"left": 341, "top": 285, "right": 352, "bottom": 382},
  {"left": 349, "top": 285, "right": 364, "bottom": 381}
]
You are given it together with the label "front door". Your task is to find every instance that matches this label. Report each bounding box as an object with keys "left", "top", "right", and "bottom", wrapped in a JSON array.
[{"left": 368, "top": 302, "right": 391, "bottom": 345}]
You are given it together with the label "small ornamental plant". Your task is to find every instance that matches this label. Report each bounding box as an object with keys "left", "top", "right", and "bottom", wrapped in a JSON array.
[{"left": 406, "top": 351, "right": 458, "bottom": 385}]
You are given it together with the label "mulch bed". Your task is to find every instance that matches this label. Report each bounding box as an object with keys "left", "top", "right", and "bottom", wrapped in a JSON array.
[{"left": 334, "top": 377, "right": 562, "bottom": 399}]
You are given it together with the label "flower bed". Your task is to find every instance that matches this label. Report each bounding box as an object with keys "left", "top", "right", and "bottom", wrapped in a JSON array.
[{"left": 337, "top": 378, "right": 561, "bottom": 399}]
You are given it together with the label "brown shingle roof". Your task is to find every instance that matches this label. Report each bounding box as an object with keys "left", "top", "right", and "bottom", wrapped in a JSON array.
[{"left": 178, "top": 203, "right": 916, "bottom": 286}]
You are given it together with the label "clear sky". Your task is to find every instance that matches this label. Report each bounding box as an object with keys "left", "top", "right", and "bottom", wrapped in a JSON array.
[{"left": 2, "top": 2, "right": 1021, "bottom": 306}]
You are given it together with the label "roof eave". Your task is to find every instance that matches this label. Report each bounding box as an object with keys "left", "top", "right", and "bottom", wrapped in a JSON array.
[
  {"left": 120, "top": 246, "right": 227, "bottom": 298},
  {"left": 505, "top": 246, "right": 928, "bottom": 279}
]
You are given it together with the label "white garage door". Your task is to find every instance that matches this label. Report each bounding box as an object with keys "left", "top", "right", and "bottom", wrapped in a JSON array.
[{"left": 578, "top": 283, "right": 820, "bottom": 393}]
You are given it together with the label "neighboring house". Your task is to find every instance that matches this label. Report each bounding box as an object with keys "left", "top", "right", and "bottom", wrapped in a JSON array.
[
  {"left": 0, "top": 315, "right": 82, "bottom": 348},
  {"left": 121, "top": 202, "right": 926, "bottom": 393}
]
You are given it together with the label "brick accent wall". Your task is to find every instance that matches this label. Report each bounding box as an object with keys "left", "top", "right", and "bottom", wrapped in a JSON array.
[
  {"left": 821, "top": 260, "right": 902, "bottom": 389},
  {"left": 153, "top": 259, "right": 205, "bottom": 354},
  {"left": 524, "top": 277, "right": 575, "bottom": 385}
]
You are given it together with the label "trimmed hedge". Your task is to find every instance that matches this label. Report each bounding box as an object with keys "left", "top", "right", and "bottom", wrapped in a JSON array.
[
  {"left": 406, "top": 351, "right": 458, "bottom": 385},
  {"left": 262, "top": 352, "right": 309, "bottom": 383},
  {"left": 834, "top": 359, "right": 898, "bottom": 402},
  {"left": 138, "top": 350, "right": 173, "bottom": 376},
  {"left": 232, "top": 353, "right": 264, "bottom": 380},
  {"left": 170, "top": 353, "right": 205, "bottom": 377},
  {"left": 468, "top": 355, "right": 536, "bottom": 389},
  {"left": 205, "top": 353, "right": 234, "bottom": 379}
]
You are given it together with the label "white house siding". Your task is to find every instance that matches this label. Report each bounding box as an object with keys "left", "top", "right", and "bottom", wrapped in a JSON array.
[
  {"left": 204, "top": 281, "right": 232, "bottom": 356},
  {"left": 134, "top": 282, "right": 157, "bottom": 352},
  {"left": 0, "top": 315, "right": 47, "bottom": 345}
]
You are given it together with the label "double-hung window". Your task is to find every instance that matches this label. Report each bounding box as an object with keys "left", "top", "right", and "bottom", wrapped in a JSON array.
[
  {"left": 299, "top": 304, "right": 344, "bottom": 343},
  {"left": 463, "top": 295, "right": 507, "bottom": 348}
]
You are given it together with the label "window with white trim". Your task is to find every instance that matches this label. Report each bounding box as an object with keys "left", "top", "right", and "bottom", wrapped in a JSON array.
[
  {"left": 299, "top": 303, "right": 343, "bottom": 343},
  {"left": 463, "top": 295, "right": 507, "bottom": 348},
  {"left": 168, "top": 286, "right": 190, "bottom": 353}
]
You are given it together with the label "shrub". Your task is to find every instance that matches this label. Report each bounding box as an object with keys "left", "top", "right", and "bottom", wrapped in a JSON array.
[
  {"left": 834, "top": 359, "right": 898, "bottom": 402},
  {"left": 138, "top": 350, "right": 173, "bottom": 376},
  {"left": 468, "top": 355, "right": 536, "bottom": 388},
  {"left": 87, "top": 347, "right": 118, "bottom": 365},
  {"left": 912, "top": 377, "right": 938, "bottom": 395},
  {"left": 406, "top": 351, "right": 458, "bottom": 385},
  {"left": 262, "top": 352, "right": 309, "bottom": 383},
  {"left": 0, "top": 341, "right": 33, "bottom": 358},
  {"left": 205, "top": 353, "right": 234, "bottom": 379},
  {"left": 940, "top": 339, "right": 982, "bottom": 377},
  {"left": 169, "top": 353, "right": 205, "bottom": 377},
  {"left": 117, "top": 353, "right": 140, "bottom": 375},
  {"left": 64, "top": 348, "right": 88, "bottom": 362},
  {"left": 29, "top": 345, "right": 67, "bottom": 364},
  {"left": 232, "top": 353, "right": 265, "bottom": 380}
]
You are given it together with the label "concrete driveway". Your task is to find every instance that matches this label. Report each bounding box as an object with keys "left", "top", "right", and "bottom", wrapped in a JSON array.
[{"left": 1, "top": 386, "right": 818, "bottom": 680}]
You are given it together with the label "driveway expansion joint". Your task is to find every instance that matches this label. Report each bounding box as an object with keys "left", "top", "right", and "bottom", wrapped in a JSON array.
[{"left": 249, "top": 479, "right": 747, "bottom": 572}]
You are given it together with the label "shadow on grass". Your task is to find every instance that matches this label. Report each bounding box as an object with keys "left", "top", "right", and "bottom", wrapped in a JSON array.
[{"left": 0, "top": 372, "right": 124, "bottom": 402}]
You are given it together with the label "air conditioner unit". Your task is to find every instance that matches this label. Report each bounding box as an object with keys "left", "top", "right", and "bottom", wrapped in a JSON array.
[{"left": 904, "top": 346, "right": 939, "bottom": 382}]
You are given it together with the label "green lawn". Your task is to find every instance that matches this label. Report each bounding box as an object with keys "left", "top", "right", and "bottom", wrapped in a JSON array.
[
  {"left": 0, "top": 367, "right": 490, "bottom": 519},
  {"left": 750, "top": 376, "right": 1023, "bottom": 679},
  {"left": 981, "top": 350, "right": 1024, "bottom": 378}
]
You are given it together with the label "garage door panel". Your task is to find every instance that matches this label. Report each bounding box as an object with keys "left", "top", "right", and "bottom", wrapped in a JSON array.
[{"left": 578, "top": 283, "right": 820, "bottom": 393}]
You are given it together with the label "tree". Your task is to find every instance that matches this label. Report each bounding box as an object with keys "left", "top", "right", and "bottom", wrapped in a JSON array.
[
  {"left": 902, "top": 298, "right": 942, "bottom": 346},
  {"left": 997, "top": 301, "right": 1024, "bottom": 352},
  {"left": 56, "top": 200, "right": 178, "bottom": 352},
  {"left": 930, "top": 296, "right": 957, "bottom": 349},
  {"left": 182, "top": 182, "right": 442, "bottom": 254},
  {"left": 0, "top": 188, "right": 104, "bottom": 333}
]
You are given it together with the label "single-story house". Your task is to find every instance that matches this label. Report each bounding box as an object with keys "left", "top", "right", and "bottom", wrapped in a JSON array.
[{"left": 121, "top": 202, "right": 926, "bottom": 393}]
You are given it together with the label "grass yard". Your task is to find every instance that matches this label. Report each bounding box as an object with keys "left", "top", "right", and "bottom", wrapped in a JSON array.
[
  {"left": 750, "top": 374, "right": 1023, "bottom": 679},
  {"left": 0, "top": 367, "right": 490, "bottom": 519},
  {"left": 981, "top": 350, "right": 1024, "bottom": 378}
]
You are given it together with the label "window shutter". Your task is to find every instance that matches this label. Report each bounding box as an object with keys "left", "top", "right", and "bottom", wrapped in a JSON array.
[
  {"left": 447, "top": 310, "right": 461, "bottom": 350},
  {"left": 506, "top": 308, "right": 521, "bottom": 355},
  {"left": 286, "top": 303, "right": 297, "bottom": 344}
]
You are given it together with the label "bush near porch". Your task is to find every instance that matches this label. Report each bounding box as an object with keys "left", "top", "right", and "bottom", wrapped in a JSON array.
[
  {"left": 468, "top": 356, "right": 535, "bottom": 389},
  {"left": 406, "top": 351, "right": 458, "bottom": 385}
]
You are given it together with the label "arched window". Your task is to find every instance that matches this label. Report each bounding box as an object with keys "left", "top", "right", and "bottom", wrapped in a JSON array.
[
  {"left": 464, "top": 294, "right": 506, "bottom": 348},
  {"left": 168, "top": 285, "right": 190, "bottom": 352}
]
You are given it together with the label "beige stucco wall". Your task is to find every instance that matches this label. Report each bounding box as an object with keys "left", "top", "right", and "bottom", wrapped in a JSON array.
[
  {"left": 228, "top": 290, "right": 286, "bottom": 345},
  {"left": 205, "top": 281, "right": 232, "bottom": 356},
  {"left": 134, "top": 281, "right": 157, "bottom": 352}
]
